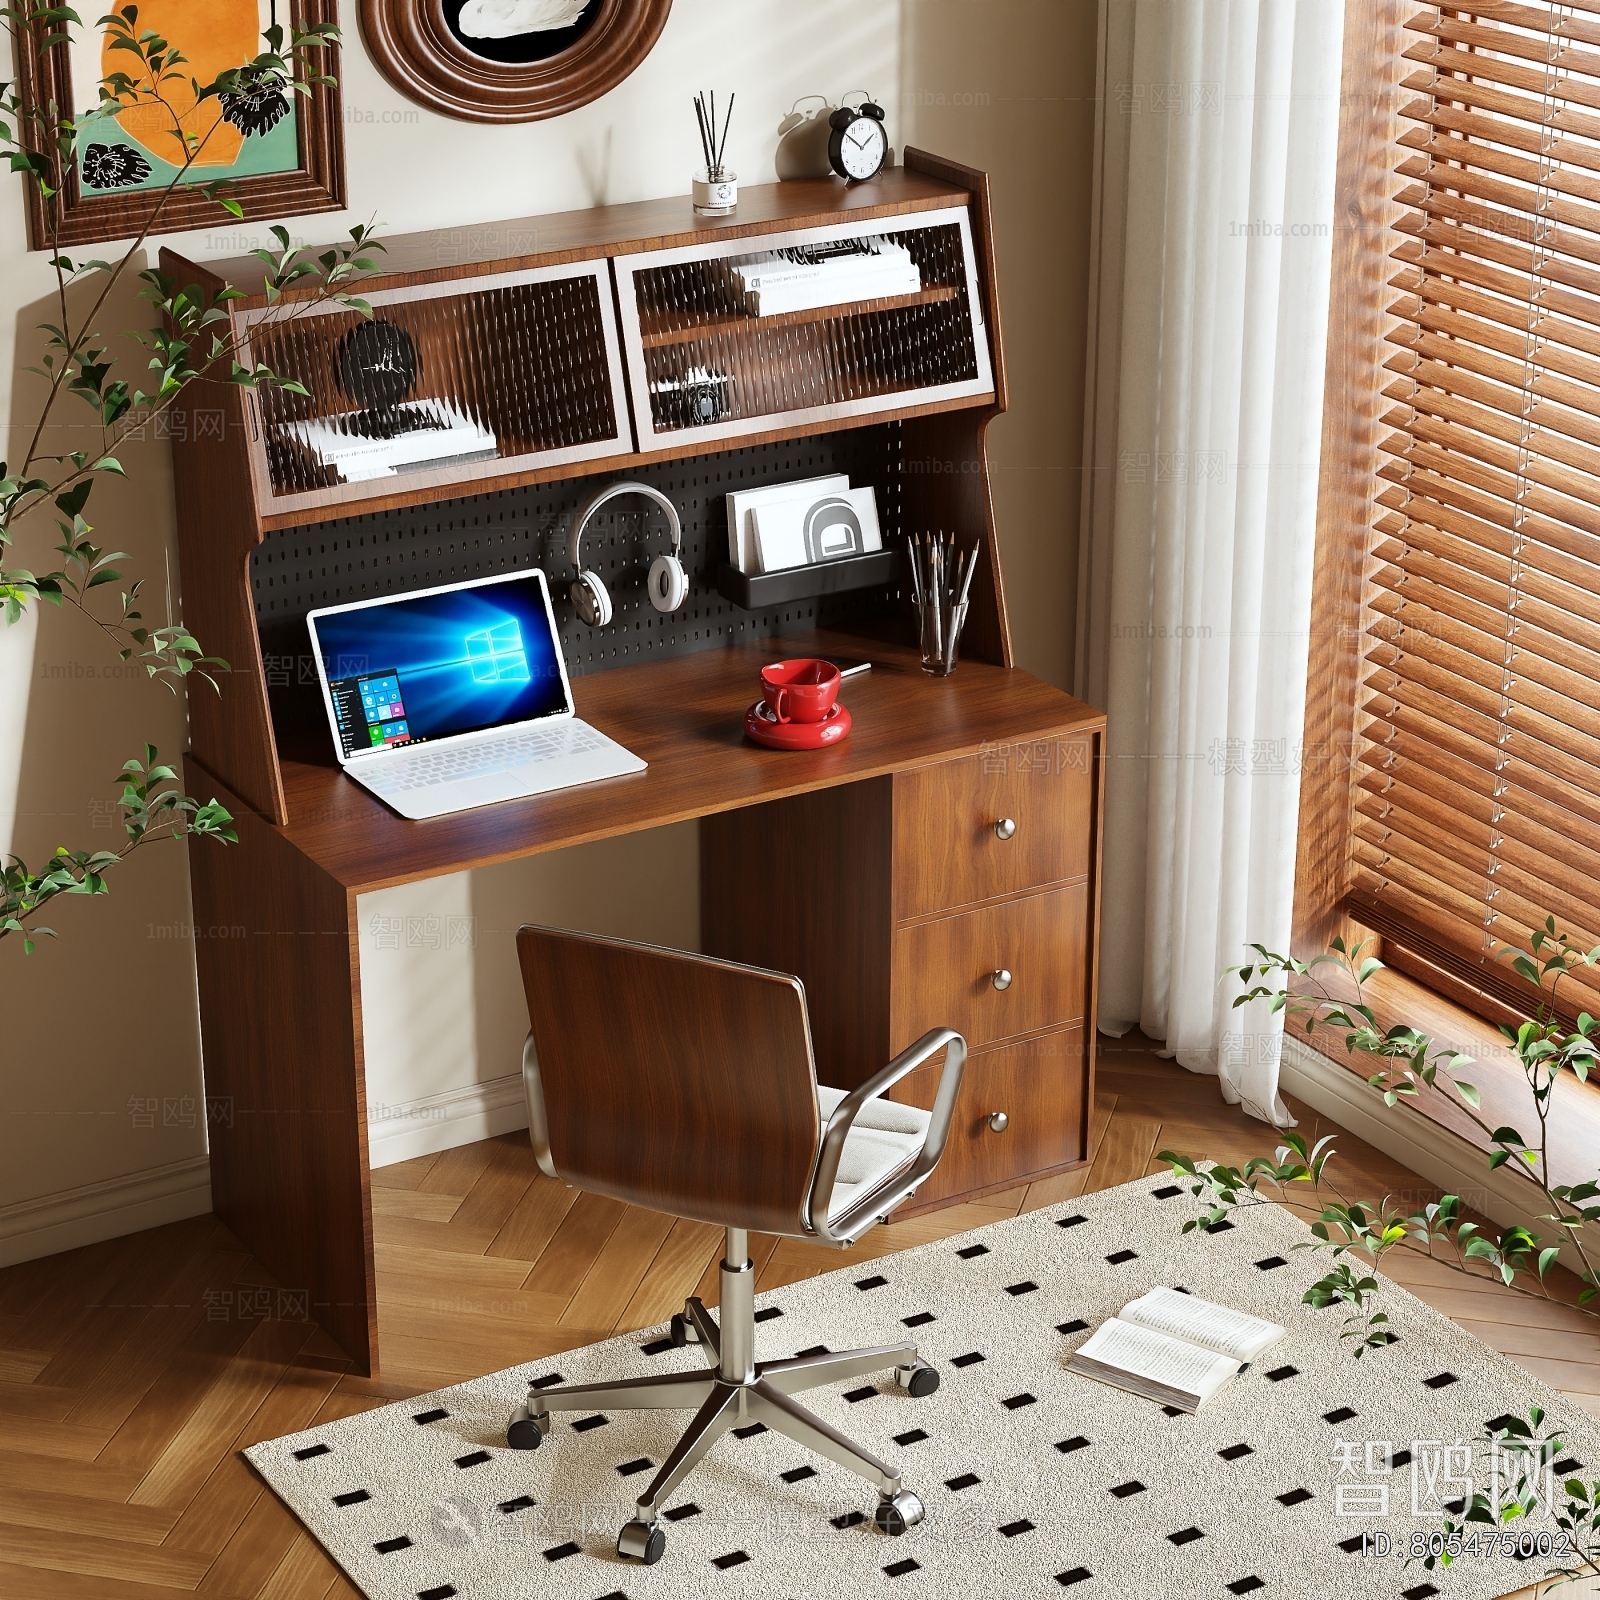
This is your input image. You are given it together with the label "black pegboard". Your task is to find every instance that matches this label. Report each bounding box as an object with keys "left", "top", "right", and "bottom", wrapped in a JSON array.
[{"left": 252, "top": 427, "right": 905, "bottom": 755}]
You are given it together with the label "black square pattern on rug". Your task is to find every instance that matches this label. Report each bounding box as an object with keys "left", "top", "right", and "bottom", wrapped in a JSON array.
[
  {"left": 951, "top": 1351, "right": 985, "bottom": 1368},
  {"left": 617, "top": 1457, "right": 653, "bottom": 1477},
  {"left": 885, "top": 1557, "right": 920, "bottom": 1577},
  {"left": 1168, "top": 1526, "right": 1203, "bottom": 1545},
  {"left": 293, "top": 1443, "right": 330, "bottom": 1461},
  {"left": 753, "top": 1306, "right": 783, "bottom": 1323},
  {"left": 1218, "top": 1443, "right": 1253, "bottom": 1460},
  {"left": 1486, "top": 1412, "right": 1520, "bottom": 1433},
  {"left": 1402, "top": 1586, "right": 1441, "bottom": 1599},
  {"left": 664, "top": 1504, "right": 702, "bottom": 1522},
  {"left": 497, "top": 1495, "right": 534, "bottom": 1514},
  {"left": 1056, "top": 1568, "right": 1093, "bottom": 1586},
  {"left": 957, "top": 1243, "right": 990, "bottom": 1259},
  {"left": 1322, "top": 1406, "right": 1357, "bottom": 1425},
  {"left": 781, "top": 1465, "right": 817, "bottom": 1484},
  {"left": 374, "top": 1535, "right": 412, "bottom": 1554},
  {"left": 1056, "top": 1436, "right": 1090, "bottom": 1454},
  {"left": 1554, "top": 1457, "right": 1584, "bottom": 1474},
  {"left": 1265, "top": 1364, "right": 1299, "bottom": 1381},
  {"left": 1391, "top": 1450, "right": 1413, "bottom": 1469},
  {"left": 1109, "top": 1480, "right": 1145, "bottom": 1498},
  {"left": 571, "top": 1414, "right": 608, "bottom": 1432},
  {"left": 894, "top": 1428, "right": 929, "bottom": 1446},
  {"left": 1423, "top": 1371, "right": 1458, "bottom": 1389},
  {"left": 1227, "top": 1579, "right": 1265, "bottom": 1595},
  {"left": 1160, "top": 1405, "right": 1185, "bottom": 1418},
  {"left": 1005, "top": 1280, "right": 1039, "bottom": 1296},
  {"left": 1105, "top": 1249, "right": 1139, "bottom": 1264},
  {"left": 855, "top": 1274, "right": 888, "bottom": 1290},
  {"left": 411, "top": 1408, "right": 449, "bottom": 1425},
  {"left": 640, "top": 1336, "right": 676, "bottom": 1356},
  {"left": 333, "top": 1489, "right": 370, "bottom": 1507},
  {"left": 418, "top": 1586, "right": 456, "bottom": 1600},
  {"left": 529, "top": 1371, "right": 563, "bottom": 1388},
  {"left": 796, "top": 1344, "right": 830, "bottom": 1358},
  {"left": 1003, "top": 1392, "right": 1037, "bottom": 1410},
  {"left": 1151, "top": 1184, "right": 1183, "bottom": 1198},
  {"left": 831, "top": 1510, "right": 869, "bottom": 1529},
  {"left": 1000, "top": 1518, "right": 1036, "bottom": 1537},
  {"left": 713, "top": 1550, "right": 750, "bottom": 1570},
  {"left": 1205, "top": 1219, "right": 1235, "bottom": 1234},
  {"left": 844, "top": 1385, "right": 877, "bottom": 1403},
  {"left": 1277, "top": 1488, "right": 1314, "bottom": 1507},
  {"left": 543, "top": 1542, "right": 581, "bottom": 1561},
  {"left": 903, "top": 1311, "right": 936, "bottom": 1328},
  {"left": 1056, "top": 1318, "right": 1090, "bottom": 1334},
  {"left": 1338, "top": 1534, "right": 1366, "bottom": 1553},
  {"left": 453, "top": 1450, "right": 490, "bottom": 1469},
  {"left": 733, "top": 1423, "right": 768, "bottom": 1439},
  {"left": 1057, "top": 1213, "right": 1088, "bottom": 1228},
  {"left": 1253, "top": 1255, "right": 1288, "bottom": 1271},
  {"left": 945, "top": 1472, "right": 982, "bottom": 1491}
]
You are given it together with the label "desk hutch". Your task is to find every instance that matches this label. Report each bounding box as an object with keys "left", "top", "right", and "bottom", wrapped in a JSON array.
[{"left": 164, "top": 151, "right": 1105, "bottom": 1375}]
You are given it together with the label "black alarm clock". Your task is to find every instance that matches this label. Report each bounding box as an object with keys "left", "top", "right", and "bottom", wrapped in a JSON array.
[
  {"left": 338, "top": 320, "right": 418, "bottom": 411},
  {"left": 828, "top": 99, "right": 888, "bottom": 183}
]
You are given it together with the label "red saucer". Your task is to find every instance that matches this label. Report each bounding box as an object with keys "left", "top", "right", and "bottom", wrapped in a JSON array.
[{"left": 744, "top": 699, "right": 852, "bottom": 750}]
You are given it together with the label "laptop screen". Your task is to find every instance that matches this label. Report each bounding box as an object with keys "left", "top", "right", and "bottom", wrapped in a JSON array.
[{"left": 308, "top": 570, "right": 572, "bottom": 761}]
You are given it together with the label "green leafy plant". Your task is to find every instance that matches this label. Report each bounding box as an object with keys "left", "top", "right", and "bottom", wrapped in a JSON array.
[
  {"left": 1, "top": 1, "right": 382, "bottom": 948},
  {"left": 1161, "top": 919, "right": 1600, "bottom": 1582}
]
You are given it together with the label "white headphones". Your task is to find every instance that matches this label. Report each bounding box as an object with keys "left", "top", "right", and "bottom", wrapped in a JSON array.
[{"left": 566, "top": 480, "right": 687, "bottom": 628}]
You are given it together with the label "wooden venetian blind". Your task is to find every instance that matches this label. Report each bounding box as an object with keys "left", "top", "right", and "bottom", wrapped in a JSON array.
[{"left": 1351, "top": 1, "right": 1600, "bottom": 1018}]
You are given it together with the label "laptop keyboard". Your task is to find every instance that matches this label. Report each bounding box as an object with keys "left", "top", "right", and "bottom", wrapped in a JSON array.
[{"left": 372, "top": 722, "right": 608, "bottom": 792}]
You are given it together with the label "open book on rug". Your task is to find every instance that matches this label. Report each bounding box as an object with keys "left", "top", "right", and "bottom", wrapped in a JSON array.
[{"left": 1066, "top": 1286, "right": 1286, "bottom": 1413}]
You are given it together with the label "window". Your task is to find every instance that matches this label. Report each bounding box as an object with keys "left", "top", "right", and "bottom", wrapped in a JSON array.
[{"left": 1303, "top": 2, "right": 1600, "bottom": 1022}]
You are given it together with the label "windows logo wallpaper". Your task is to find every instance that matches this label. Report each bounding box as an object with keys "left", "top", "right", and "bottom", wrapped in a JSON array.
[{"left": 316, "top": 577, "right": 567, "bottom": 754}]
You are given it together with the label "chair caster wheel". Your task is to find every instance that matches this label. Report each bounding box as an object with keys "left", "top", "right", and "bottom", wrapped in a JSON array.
[
  {"left": 875, "top": 1488, "right": 925, "bottom": 1536},
  {"left": 618, "top": 1519, "right": 665, "bottom": 1563},
  {"left": 505, "top": 1402, "right": 548, "bottom": 1450},
  {"left": 896, "top": 1360, "right": 940, "bottom": 1398}
]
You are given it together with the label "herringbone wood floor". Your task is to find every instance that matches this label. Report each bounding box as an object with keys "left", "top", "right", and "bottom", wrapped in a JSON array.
[{"left": 2, "top": 1038, "right": 1596, "bottom": 1599}]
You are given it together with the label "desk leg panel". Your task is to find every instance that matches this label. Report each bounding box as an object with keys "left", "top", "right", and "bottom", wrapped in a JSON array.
[{"left": 185, "top": 758, "right": 377, "bottom": 1375}]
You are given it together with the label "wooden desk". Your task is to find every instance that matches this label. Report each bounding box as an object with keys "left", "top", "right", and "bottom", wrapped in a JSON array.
[{"left": 186, "top": 632, "right": 1103, "bottom": 1373}]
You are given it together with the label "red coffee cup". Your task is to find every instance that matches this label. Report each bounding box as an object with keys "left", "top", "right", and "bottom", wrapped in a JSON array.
[{"left": 760, "top": 658, "right": 841, "bottom": 724}]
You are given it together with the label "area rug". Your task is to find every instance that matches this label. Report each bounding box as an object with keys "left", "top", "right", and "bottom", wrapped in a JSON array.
[{"left": 246, "top": 1175, "right": 1600, "bottom": 1600}]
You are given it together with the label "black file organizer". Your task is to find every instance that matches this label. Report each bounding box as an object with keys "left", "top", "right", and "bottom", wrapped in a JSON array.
[{"left": 715, "top": 548, "right": 902, "bottom": 610}]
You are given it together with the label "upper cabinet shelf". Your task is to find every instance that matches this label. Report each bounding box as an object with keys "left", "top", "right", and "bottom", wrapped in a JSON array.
[
  {"left": 235, "top": 260, "right": 630, "bottom": 518},
  {"left": 613, "top": 206, "right": 994, "bottom": 452}
]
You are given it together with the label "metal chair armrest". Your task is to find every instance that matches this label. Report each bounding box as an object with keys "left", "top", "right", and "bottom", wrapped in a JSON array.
[
  {"left": 806, "top": 1027, "right": 967, "bottom": 1246},
  {"left": 521, "top": 1030, "right": 559, "bottom": 1180}
]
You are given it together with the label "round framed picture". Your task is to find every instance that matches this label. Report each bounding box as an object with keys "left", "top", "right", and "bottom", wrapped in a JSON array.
[{"left": 360, "top": 0, "right": 672, "bottom": 123}]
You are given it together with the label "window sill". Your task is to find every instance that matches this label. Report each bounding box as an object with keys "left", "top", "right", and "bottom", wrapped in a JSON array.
[{"left": 1291, "top": 963, "right": 1600, "bottom": 1194}]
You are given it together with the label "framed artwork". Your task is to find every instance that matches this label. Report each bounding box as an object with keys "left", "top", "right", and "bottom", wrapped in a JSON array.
[
  {"left": 14, "top": 0, "right": 345, "bottom": 251},
  {"left": 360, "top": 0, "right": 672, "bottom": 124}
]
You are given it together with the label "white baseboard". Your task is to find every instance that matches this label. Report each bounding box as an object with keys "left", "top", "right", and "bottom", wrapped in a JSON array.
[
  {"left": 0, "top": 1154, "right": 212, "bottom": 1268},
  {"left": 1280, "top": 1033, "right": 1596, "bottom": 1271},
  {"left": 367, "top": 1071, "right": 528, "bottom": 1169}
]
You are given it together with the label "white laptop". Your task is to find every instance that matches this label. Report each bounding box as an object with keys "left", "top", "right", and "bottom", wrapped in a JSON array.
[{"left": 306, "top": 568, "right": 644, "bottom": 820}]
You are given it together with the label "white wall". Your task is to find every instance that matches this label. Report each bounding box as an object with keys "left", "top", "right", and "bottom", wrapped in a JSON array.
[{"left": 0, "top": 0, "right": 1098, "bottom": 1257}]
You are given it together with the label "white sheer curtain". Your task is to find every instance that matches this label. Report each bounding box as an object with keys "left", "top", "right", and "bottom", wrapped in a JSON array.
[{"left": 1075, "top": 0, "right": 1343, "bottom": 1125}]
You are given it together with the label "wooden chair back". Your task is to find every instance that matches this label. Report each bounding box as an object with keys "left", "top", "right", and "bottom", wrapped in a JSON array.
[{"left": 516, "top": 925, "right": 824, "bottom": 1235}]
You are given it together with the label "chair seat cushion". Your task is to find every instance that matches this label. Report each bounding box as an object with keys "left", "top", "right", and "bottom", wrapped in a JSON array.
[{"left": 815, "top": 1086, "right": 931, "bottom": 1223}]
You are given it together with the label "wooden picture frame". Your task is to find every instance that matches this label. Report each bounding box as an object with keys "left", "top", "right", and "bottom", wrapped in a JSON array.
[
  {"left": 13, "top": 0, "right": 345, "bottom": 252},
  {"left": 360, "top": 0, "right": 672, "bottom": 124}
]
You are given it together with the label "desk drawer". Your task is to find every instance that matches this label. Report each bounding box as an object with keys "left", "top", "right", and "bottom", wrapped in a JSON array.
[
  {"left": 891, "top": 882, "right": 1088, "bottom": 1053},
  {"left": 892, "top": 1026, "right": 1085, "bottom": 1205},
  {"left": 893, "top": 743, "right": 1093, "bottom": 920}
]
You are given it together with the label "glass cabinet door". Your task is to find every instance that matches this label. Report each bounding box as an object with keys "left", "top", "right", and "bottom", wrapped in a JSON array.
[
  {"left": 613, "top": 205, "right": 995, "bottom": 452},
  {"left": 237, "top": 259, "right": 630, "bottom": 516}
]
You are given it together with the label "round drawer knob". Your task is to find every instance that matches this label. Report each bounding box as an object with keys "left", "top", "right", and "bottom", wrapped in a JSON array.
[
  {"left": 988, "top": 1111, "right": 1009, "bottom": 1133},
  {"left": 991, "top": 968, "right": 1013, "bottom": 991},
  {"left": 994, "top": 817, "right": 1017, "bottom": 841}
]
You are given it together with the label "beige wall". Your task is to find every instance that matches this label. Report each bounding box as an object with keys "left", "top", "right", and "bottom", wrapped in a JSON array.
[{"left": 0, "top": 0, "right": 1098, "bottom": 1256}]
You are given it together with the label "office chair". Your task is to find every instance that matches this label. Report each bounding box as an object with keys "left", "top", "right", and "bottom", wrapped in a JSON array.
[{"left": 503, "top": 926, "right": 967, "bottom": 1565}]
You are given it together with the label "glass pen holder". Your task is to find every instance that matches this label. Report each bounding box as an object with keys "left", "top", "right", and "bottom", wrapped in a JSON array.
[{"left": 918, "top": 598, "right": 969, "bottom": 677}]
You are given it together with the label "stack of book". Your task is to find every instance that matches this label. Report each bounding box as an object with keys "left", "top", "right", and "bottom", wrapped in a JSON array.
[
  {"left": 278, "top": 400, "right": 498, "bottom": 484},
  {"left": 722, "top": 236, "right": 922, "bottom": 318}
]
